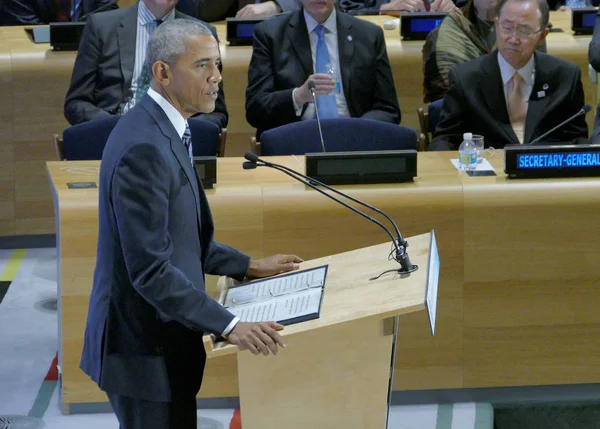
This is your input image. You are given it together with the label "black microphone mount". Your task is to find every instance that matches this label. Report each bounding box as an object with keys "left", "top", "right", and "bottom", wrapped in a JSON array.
[{"left": 243, "top": 153, "right": 418, "bottom": 276}]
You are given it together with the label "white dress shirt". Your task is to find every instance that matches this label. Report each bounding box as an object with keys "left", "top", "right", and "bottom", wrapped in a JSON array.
[
  {"left": 292, "top": 8, "right": 350, "bottom": 119},
  {"left": 147, "top": 87, "right": 240, "bottom": 337},
  {"left": 498, "top": 52, "right": 535, "bottom": 113}
]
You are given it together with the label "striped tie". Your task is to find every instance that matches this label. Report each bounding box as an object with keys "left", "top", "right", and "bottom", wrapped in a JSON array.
[
  {"left": 182, "top": 122, "right": 193, "bottom": 165},
  {"left": 134, "top": 20, "right": 163, "bottom": 103}
]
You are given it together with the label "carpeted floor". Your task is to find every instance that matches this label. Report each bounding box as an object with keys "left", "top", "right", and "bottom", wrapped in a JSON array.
[{"left": 494, "top": 401, "right": 600, "bottom": 429}]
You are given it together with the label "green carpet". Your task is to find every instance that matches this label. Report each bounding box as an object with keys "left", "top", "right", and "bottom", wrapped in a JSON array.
[{"left": 494, "top": 401, "right": 600, "bottom": 429}]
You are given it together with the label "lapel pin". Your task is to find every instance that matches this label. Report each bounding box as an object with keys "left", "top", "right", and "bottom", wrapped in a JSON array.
[
  {"left": 347, "top": 35, "right": 352, "bottom": 42},
  {"left": 537, "top": 91, "right": 545, "bottom": 98},
  {"left": 542, "top": 83, "right": 549, "bottom": 90}
]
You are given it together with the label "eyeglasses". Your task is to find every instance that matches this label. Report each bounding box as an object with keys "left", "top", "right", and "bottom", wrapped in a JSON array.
[{"left": 499, "top": 23, "right": 545, "bottom": 39}]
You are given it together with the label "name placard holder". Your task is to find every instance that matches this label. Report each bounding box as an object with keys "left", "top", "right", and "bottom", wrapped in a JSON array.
[{"left": 504, "top": 144, "right": 600, "bottom": 179}]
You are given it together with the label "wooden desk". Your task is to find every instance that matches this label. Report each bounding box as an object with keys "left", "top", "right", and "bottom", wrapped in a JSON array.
[
  {"left": 1, "top": 12, "right": 596, "bottom": 237},
  {"left": 47, "top": 152, "right": 600, "bottom": 413}
]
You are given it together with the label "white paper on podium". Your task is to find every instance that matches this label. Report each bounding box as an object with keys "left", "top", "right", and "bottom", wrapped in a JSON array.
[
  {"left": 450, "top": 158, "right": 495, "bottom": 172},
  {"left": 223, "top": 266, "right": 328, "bottom": 325}
]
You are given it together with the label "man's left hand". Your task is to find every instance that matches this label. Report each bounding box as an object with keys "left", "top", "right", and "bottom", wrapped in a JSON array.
[
  {"left": 247, "top": 254, "right": 303, "bottom": 278},
  {"left": 429, "top": 0, "right": 457, "bottom": 12},
  {"left": 236, "top": 1, "right": 281, "bottom": 18}
]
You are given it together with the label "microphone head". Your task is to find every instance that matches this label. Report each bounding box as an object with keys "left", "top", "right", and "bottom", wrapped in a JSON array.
[
  {"left": 308, "top": 80, "right": 316, "bottom": 91},
  {"left": 244, "top": 152, "right": 259, "bottom": 163},
  {"left": 584, "top": 104, "right": 592, "bottom": 113},
  {"left": 242, "top": 161, "right": 258, "bottom": 170}
]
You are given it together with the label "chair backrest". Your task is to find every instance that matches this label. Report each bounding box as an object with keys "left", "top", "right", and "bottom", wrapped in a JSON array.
[
  {"left": 258, "top": 118, "right": 418, "bottom": 156},
  {"left": 188, "top": 117, "right": 224, "bottom": 157},
  {"left": 427, "top": 99, "right": 444, "bottom": 135},
  {"left": 61, "top": 116, "right": 121, "bottom": 160}
]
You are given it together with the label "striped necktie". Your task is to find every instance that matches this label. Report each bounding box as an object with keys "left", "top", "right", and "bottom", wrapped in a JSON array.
[
  {"left": 134, "top": 20, "right": 163, "bottom": 103},
  {"left": 182, "top": 122, "right": 193, "bottom": 165}
]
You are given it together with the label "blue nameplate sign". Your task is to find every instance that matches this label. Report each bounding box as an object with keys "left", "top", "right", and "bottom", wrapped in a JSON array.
[{"left": 505, "top": 144, "right": 600, "bottom": 179}]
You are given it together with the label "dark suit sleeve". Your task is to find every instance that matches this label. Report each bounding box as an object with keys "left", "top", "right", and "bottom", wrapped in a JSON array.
[
  {"left": 2, "top": 0, "right": 46, "bottom": 24},
  {"left": 274, "top": 0, "right": 301, "bottom": 12},
  {"left": 339, "top": 0, "right": 371, "bottom": 11},
  {"left": 559, "top": 67, "right": 588, "bottom": 142},
  {"left": 195, "top": 24, "right": 229, "bottom": 128},
  {"left": 195, "top": 0, "right": 235, "bottom": 21},
  {"left": 111, "top": 143, "right": 237, "bottom": 335},
  {"left": 245, "top": 24, "right": 299, "bottom": 132},
  {"left": 589, "top": 11, "right": 600, "bottom": 72},
  {"left": 428, "top": 68, "right": 466, "bottom": 151},
  {"left": 64, "top": 16, "right": 113, "bottom": 125},
  {"left": 94, "top": 0, "right": 118, "bottom": 12},
  {"left": 205, "top": 242, "right": 250, "bottom": 280},
  {"left": 359, "top": 26, "right": 401, "bottom": 124}
]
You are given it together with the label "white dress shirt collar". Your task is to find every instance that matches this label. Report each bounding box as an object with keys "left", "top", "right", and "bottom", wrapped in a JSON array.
[
  {"left": 138, "top": 0, "right": 176, "bottom": 26},
  {"left": 147, "top": 87, "right": 187, "bottom": 139},
  {"left": 498, "top": 51, "right": 535, "bottom": 87},
  {"left": 303, "top": 7, "right": 337, "bottom": 36}
]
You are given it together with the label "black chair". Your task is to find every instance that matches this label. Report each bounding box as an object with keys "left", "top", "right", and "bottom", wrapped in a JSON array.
[{"left": 253, "top": 118, "right": 418, "bottom": 156}]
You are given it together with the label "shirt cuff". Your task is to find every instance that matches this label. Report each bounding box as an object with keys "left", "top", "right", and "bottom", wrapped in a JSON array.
[
  {"left": 292, "top": 88, "right": 304, "bottom": 116},
  {"left": 222, "top": 316, "right": 240, "bottom": 337}
]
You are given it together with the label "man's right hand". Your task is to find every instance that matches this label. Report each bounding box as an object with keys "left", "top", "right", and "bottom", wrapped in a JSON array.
[
  {"left": 227, "top": 321, "right": 286, "bottom": 356},
  {"left": 294, "top": 74, "right": 336, "bottom": 106}
]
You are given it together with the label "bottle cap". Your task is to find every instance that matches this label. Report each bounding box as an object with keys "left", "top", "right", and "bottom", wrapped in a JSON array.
[{"left": 463, "top": 133, "right": 473, "bottom": 140}]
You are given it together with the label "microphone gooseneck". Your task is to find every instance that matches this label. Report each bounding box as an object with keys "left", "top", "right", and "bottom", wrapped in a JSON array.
[
  {"left": 243, "top": 152, "right": 417, "bottom": 275},
  {"left": 528, "top": 104, "right": 591, "bottom": 145},
  {"left": 307, "top": 80, "right": 327, "bottom": 153}
]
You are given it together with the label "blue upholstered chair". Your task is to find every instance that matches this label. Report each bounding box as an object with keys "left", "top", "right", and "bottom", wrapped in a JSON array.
[
  {"left": 54, "top": 116, "right": 120, "bottom": 160},
  {"left": 54, "top": 116, "right": 226, "bottom": 160},
  {"left": 253, "top": 118, "right": 418, "bottom": 156},
  {"left": 188, "top": 117, "right": 226, "bottom": 157},
  {"left": 417, "top": 98, "right": 444, "bottom": 151}
]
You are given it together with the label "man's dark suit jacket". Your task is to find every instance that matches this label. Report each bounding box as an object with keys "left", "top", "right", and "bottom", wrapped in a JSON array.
[
  {"left": 429, "top": 51, "right": 588, "bottom": 150},
  {"left": 195, "top": 0, "right": 300, "bottom": 22},
  {"left": 246, "top": 9, "right": 400, "bottom": 138},
  {"left": 80, "top": 95, "right": 249, "bottom": 401},
  {"left": 64, "top": 5, "right": 228, "bottom": 128},
  {"left": 0, "top": 0, "right": 116, "bottom": 25},
  {"left": 339, "top": 0, "right": 465, "bottom": 12}
]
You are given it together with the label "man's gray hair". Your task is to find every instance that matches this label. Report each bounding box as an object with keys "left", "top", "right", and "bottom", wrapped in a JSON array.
[{"left": 146, "top": 19, "right": 214, "bottom": 69}]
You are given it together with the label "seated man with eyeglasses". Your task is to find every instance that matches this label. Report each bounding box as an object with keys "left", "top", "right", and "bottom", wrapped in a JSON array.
[{"left": 429, "top": 0, "right": 588, "bottom": 150}]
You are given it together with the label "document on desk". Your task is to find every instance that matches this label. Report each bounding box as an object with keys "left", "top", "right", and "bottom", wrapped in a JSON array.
[{"left": 223, "top": 265, "right": 328, "bottom": 326}]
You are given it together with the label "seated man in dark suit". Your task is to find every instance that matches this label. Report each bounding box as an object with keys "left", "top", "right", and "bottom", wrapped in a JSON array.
[
  {"left": 339, "top": 0, "right": 458, "bottom": 14},
  {"left": 1, "top": 0, "right": 116, "bottom": 25},
  {"left": 245, "top": 0, "right": 400, "bottom": 139},
  {"left": 429, "top": 0, "right": 588, "bottom": 150},
  {"left": 82, "top": 18, "right": 302, "bottom": 429},
  {"left": 195, "top": 0, "right": 300, "bottom": 22},
  {"left": 64, "top": 0, "right": 227, "bottom": 129}
]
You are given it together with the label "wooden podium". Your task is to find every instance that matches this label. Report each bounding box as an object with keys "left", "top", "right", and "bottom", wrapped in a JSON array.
[{"left": 204, "top": 233, "right": 437, "bottom": 429}]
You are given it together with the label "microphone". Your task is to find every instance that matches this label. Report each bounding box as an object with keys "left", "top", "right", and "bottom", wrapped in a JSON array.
[
  {"left": 77, "top": 0, "right": 118, "bottom": 21},
  {"left": 308, "top": 80, "right": 326, "bottom": 152},
  {"left": 243, "top": 152, "right": 418, "bottom": 275},
  {"left": 528, "top": 104, "right": 591, "bottom": 145}
]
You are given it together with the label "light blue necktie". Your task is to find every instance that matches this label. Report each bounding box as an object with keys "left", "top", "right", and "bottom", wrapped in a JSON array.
[
  {"left": 182, "top": 122, "right": 193, "bottom": 165},
  {"left": 314, "top": 25, "right": 338, "bottom": 119},
  {"left": 71, "top": 0, "right": 81, "bottom": 21}
]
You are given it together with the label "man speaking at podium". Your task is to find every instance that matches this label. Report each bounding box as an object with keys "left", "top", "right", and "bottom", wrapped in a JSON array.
[
  {"left": 429, "top": 0, "right": 588, "bottom": 150},
  {"left": 80, "top": 19, "right": 302, "bottom": 429}
]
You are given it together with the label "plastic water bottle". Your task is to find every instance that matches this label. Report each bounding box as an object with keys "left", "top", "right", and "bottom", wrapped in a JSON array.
[
  {"left": 326, "top": 62, "right": 341, "bottom": 94},
  {"left": 458, "top": 133, "right": 477, "bottom": 171}
]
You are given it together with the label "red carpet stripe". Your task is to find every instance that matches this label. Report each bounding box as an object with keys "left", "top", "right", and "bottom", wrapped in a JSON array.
[
  {"left": 229, "top": 408, "right": 241, "bottom": 429},
  {"left": 45, "top": 353, "right": 59, "bottom": 381}
]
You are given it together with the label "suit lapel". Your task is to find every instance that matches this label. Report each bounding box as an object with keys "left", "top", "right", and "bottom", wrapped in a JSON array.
[
  {"left": 286, "top": 12, "right": 313, "bottom": 77},
  {"left": 524, "top": 52, "right": 552, "bottom": 143},
  {"left": 336, "top": 12, "right": 354, "bottom": 109},
  {"left": 118, "top": 7, "right": 138, "bottom": 92},
  {"left": 139, "top": 96, "right": 202, "bottom": 219},
  {"left": 481, "top": 51, "right": 519, "bottom": 144}
]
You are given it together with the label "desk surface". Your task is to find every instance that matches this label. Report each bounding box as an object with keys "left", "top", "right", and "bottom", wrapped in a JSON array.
[
  {"left": 47, "top": 152, "right": 600, "bottom": 411},
  {"left": 1, "top": 12, "right": 595, "bottom": 239}
]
